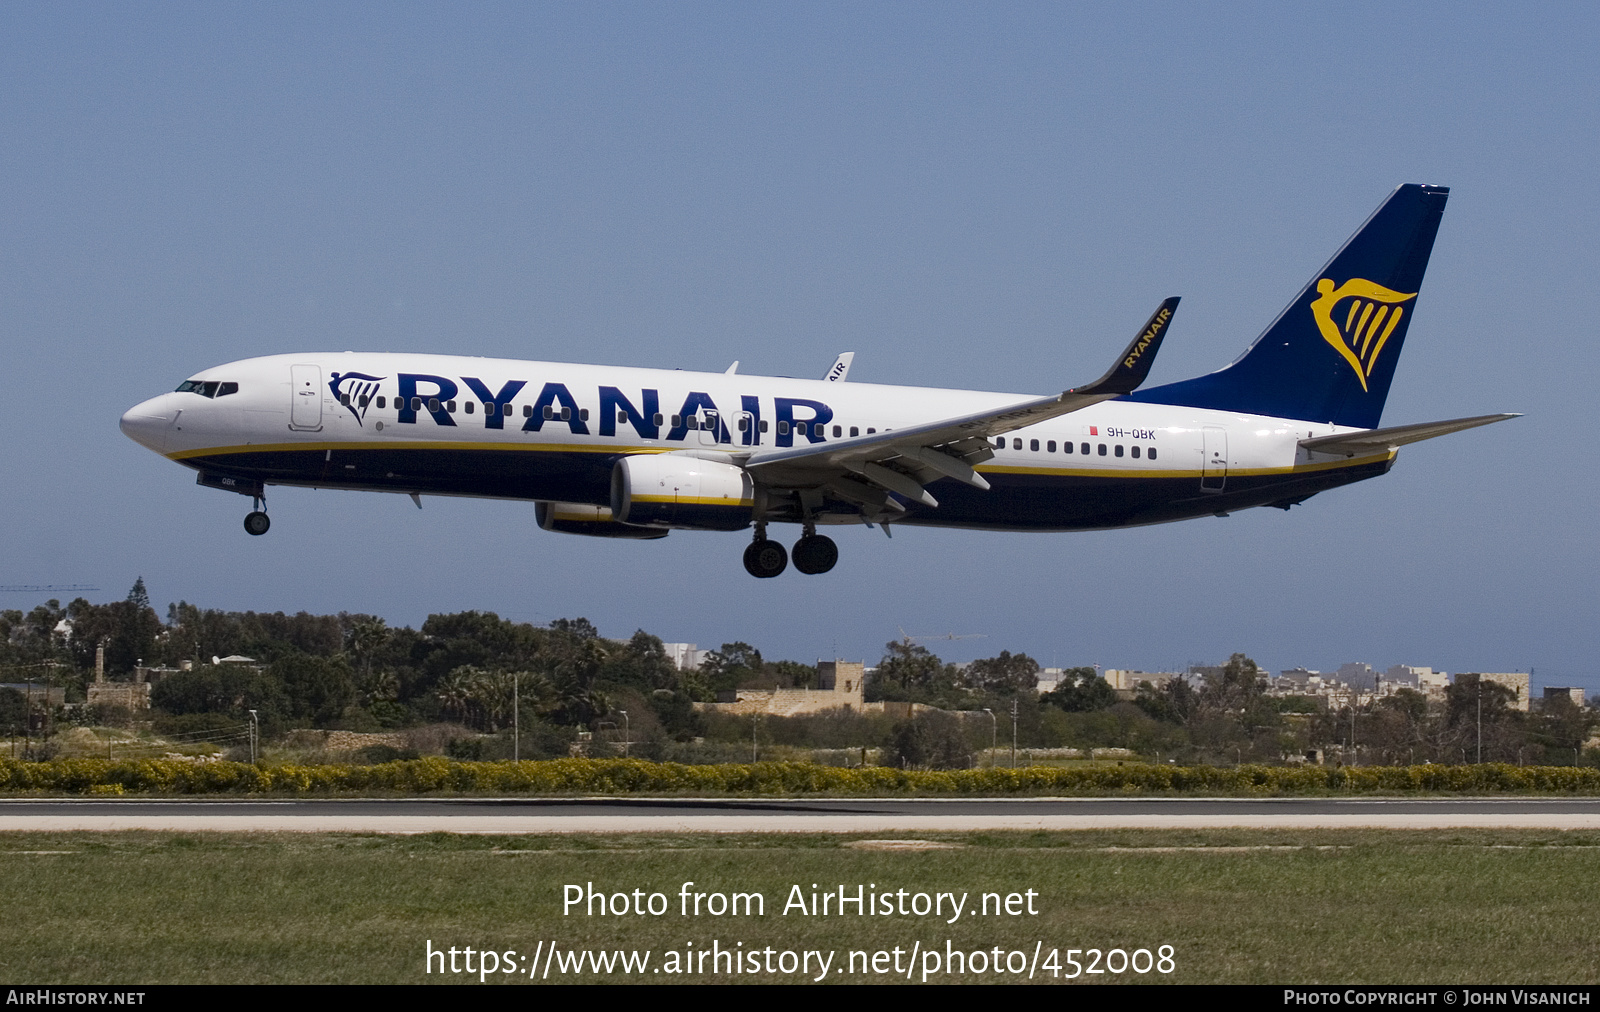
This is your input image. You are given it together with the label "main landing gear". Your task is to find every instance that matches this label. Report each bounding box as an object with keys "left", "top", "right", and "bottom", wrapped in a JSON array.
[
  {"left": 243, "top": 496, "right": 270, "bottom": 536},
  {"left": 743, "top": 537, "right": 787, "bottom": 579},
  {"left": 742, "top": 525, "right": 837, "bottom": 578},
  {"left": 792, "top": 533, "right": 838, "bottom": 575}
]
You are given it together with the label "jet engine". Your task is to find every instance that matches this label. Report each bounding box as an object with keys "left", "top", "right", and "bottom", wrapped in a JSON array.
[
  {"left": 610, "top": 453, "right": 754, "bottom": 531},
  {"left": 535, "top": 501, "right": 668, "bottom": 539}
]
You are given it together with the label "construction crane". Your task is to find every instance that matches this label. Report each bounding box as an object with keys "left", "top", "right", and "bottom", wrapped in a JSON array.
[{"left": 896, "top": 627, "right": 987, "bottom": 648}]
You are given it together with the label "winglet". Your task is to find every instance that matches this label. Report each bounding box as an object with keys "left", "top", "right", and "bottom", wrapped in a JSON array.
[
  {"left": 823, "top": 352, "right": 855, "bottom": 382},
  {"left": 1069, "top": 297, "right": 1180, "bottom": 397}
]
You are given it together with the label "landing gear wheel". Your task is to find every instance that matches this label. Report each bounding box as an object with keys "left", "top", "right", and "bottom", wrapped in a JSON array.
[
  {"left": 743, "top": 538, "right": 788, "bottom": 578},
  {"left": 791, "top": 534, "right": 838, "bottom": 575},
  {"left": 243, "top": 511, "right": 271, "bottom": 536}
]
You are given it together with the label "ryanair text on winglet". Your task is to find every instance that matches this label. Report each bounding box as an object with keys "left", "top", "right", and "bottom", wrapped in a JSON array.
[{"left": 1124, "top": 307, "right": 1172, "bottom": 369}]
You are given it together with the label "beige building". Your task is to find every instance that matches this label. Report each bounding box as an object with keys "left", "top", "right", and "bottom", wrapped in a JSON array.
[
  {"left": 697, "top": 660, "right": 866, "bottom": 717},
  {"left": 1458, "top": 672, "right": 1530, "bottom": 712}
]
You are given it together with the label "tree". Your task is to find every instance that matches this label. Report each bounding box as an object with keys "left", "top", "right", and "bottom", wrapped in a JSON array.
[
  {"left": 961, "top": 651, "right": 1040, "bottom": 694},
  {"left": 272, "top": 652, "right": 356, "bottom": 726},
  {"left": 699, "top": 642, "right": 763, "bottom": 696},
  {"left": 601, "top": 630, "right": 680, "bottom": 691},
  {"left": 347, "top": 617, "right": 391, "bottom": 685},
  {"left": 874, "top": 641, "right": 948, "bottom": 695},
  {"left": 882, "top": 711, "right": 973, "bottom": 770},
  {"left": 1044, "top": 667, "right": 1117, "bottom": 712}
]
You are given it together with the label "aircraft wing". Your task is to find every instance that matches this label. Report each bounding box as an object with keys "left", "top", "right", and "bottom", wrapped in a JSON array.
[
  {"left": 1298, "top": 413, "right": 1520, "bottom": 458},
  {"left": 743, "top": 298, "right": 1179, "bottom": 509}
]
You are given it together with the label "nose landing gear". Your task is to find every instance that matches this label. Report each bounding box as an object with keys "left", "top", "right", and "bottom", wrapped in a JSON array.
[{"left": 243, "top": 495, "right": 270, "bottom": 536}]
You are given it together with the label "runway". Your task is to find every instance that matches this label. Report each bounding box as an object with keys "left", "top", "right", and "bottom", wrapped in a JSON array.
[{"left": 5, "top": 796, "right": 1600, "bottom": 832}]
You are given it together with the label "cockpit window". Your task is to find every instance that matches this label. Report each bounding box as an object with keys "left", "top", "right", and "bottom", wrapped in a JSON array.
[{"left": 175, "top": 380, "right": 238, "bottom": 398}]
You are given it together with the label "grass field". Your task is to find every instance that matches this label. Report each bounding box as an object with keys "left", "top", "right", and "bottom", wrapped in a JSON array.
[{"left": 3, "top": 828, "right": 1598, "bottom": 984}]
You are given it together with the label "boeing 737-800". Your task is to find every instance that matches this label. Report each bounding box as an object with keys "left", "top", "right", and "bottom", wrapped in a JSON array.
[{"left": 121, "top": 184, "right": 1514, "bottom": 578}]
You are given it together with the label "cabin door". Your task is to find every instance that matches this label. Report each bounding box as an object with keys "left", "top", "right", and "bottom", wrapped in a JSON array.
[
  {"left": 1202, "top": 426, "right": 1227, "bottom": 492},
  {"left": 290, "top": 364, "right": 322, "bottom": 431}
]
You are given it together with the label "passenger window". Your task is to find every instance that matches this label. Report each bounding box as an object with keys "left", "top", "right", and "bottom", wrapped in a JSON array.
[
  {"left": 833, "top": 425, "right": 841, "bottom": 437},
  {"left": 1080, "top": 442, "right": 1090, "bottom": 455},
  {"left": 1063, "top": 441, "right": 1072, "bottom": 454},
  {"left": 760, "top": 420, "right": 769, "bottom": 432},
  {"left": 429, "top": 398, "right": 441, "bottom": 413},
  {"left": 1047, "top": 440, "right": 1056, "bottom": 452},
  {"left": 777, "top": 421, "right": 790, "bottom": 435},
  {"left": 737, "top": 417, "right": 749, "bottom": 431},
  {"left": 796, "top": 422, "right": 807, "bottom": 436},
  {"left": 867, "top": 427, "right": 875, "bottom": 434},
  {"left": 358, "top": 396, "right": 369, "bottom": 408},
  {"left": 446, "top": 400, "right": 456, "bottom": 413},
  {"left": 340, "top": 394, "right": 351, "bottom": 406},
  {"left": 1131, "top": 445, "right": 1140, "bottom": 458},
  {"left": 411, "top": 397, "right": 422, "bottom": 411},
  {"left": 544, "top": 406, "right": 555, "bottom": 420},
  {"left": 619, "top": 411, "right": 630, "bottom": 425},
  {"left": 1114, "top": 444, "right": 1123, "bottom": 457},
  {"left": 522, "top": 404, "right": 532, "bottom": 417},
  {"left": 850, "top": 426, "right": 859, "bottom": 437},
  {"left": 465, "top": 402, "right": 475, "bottom": 415},
  {"left": 1097, "top": 443, "right": 1106, "bottom": 456},
  {"left": 1148, "top": 447, "right": 1157, "bottom": 460},
  {"left": 560, "top": 407, "right": 572, "bottom": 421},
  {"left": 1012, "top": 438, "right": 1022, "bottom": 450},
  {"left": 376, "top": 396, "right": 386, "bottom": 409},
  {"left": 653, "top": 413, "right": 664, "bottom": 426},
  {"left": 1030, "top": 439, "right": 1039, "bottom": 452},
  {"left": 686, "top": 416, "right": 699, "bottom": 430},
  {"left": 579, "top": 408, "right": 589, "bottom": 421},
  {"left": 995, "top": 438, "right": 1005, "bottom": 449}
]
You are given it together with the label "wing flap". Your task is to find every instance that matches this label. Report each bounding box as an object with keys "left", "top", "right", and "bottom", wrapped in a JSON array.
[{"left": 745, "top": 298, "right": 1180, "bottom": 501}]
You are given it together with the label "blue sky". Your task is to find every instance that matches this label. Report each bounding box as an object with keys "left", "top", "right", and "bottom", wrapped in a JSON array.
[{"left": 3, "top": 4, "right": 1595, "bottom": 686}]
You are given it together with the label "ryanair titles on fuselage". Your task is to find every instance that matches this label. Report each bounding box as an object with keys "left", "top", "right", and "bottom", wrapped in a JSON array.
[{"left": 331, "top": 367, "right": 832, "bottom": 448}]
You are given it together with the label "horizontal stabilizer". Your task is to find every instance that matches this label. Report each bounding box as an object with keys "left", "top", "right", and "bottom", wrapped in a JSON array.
[{"left": 1299, "top": 413, "right": 1520, "bottom": 457}]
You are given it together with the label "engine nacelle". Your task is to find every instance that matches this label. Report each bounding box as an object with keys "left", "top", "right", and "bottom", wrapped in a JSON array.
[
  {"left": 535, "top": 501, "right": 668, "bottom": 539},
  {"left": 611, "top": 453, "right": 754, "bottom": 531}
]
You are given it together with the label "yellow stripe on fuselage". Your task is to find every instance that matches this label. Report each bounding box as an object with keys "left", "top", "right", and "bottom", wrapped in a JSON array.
[
  {"left": 975, "top": 450, "right": 1394, "bottom": 479},
  {"left": 632, "top": 495, "right": 754, "bottom": 507},
  {"left": 167, "top": 439, "right": 670, "bottom": 461}
]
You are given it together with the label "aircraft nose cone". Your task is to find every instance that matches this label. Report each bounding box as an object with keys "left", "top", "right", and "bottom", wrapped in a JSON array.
[{"left": 120, "top": 396, "right": 176, "bottom": 453}]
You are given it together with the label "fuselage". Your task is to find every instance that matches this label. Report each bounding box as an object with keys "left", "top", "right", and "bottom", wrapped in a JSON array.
[{"left": 120, "top": 352, "right": 1393, "bottom": 532}]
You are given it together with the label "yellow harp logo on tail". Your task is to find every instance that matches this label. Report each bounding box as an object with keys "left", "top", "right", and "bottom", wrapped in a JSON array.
[{"left": 1309, "top": 278, "right": 1417, "bottom": 391}]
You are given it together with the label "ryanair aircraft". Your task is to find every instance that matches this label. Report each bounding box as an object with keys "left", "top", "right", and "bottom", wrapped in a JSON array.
[{"left": 122, "top": 184, "right": 1514, "bottom": 578}]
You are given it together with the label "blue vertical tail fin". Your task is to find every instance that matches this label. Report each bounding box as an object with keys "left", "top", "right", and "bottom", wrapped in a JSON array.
[{"left": 1127, "top": 184, "right": 1449, "bottom": 429}]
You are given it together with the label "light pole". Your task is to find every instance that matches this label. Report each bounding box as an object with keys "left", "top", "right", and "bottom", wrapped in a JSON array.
[
  {"left": 982, "top": 709, "right": 996, "bottom": 767},
  {"left": 247, "top": 709, "right": 258, "bottom": 764},
  {"left": 1476, "top": 677, "right": 1483, "bottom": 764},
  {"left": 1010, "top": 697, "right": 1018, "bottom": 768},
  {"left": 513, "top": 673, "right": 519, "bottom": 762},
  {"left": 619, "top": 710, "right": 630, "bottom": 758}
]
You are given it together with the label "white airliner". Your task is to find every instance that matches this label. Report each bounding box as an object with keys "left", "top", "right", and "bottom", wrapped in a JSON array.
[{"left": 122, "top": 184, "right": 1514, "bottom": 578}]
